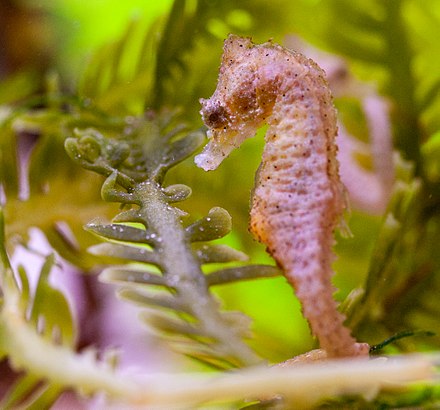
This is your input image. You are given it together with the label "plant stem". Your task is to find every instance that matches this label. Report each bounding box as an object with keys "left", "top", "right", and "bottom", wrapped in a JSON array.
[{"left": 135, "top": 180, "right": 261, "bottom": 366}]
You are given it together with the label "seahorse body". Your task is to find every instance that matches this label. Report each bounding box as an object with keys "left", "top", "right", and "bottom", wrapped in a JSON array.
[{"left": 195, "top": 35, "right": 369, "bottom": 358}]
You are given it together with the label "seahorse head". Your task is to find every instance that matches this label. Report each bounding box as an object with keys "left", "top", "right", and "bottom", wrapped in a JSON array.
[{"left": 195, "top": 35, "right": 278, "bottom": 171}]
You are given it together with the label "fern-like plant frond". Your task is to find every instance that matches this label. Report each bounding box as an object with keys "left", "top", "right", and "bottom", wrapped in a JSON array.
[{"left": 65, "top": 110, "right": 280, "bottom": 368}]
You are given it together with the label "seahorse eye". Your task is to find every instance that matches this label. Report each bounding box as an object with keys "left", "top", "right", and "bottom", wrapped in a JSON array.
[
  {"left": 203, "top": 104, "right": 228, "bottom": 129},
  {"left": 208, "top": 112, "right": 221, "bottom": 125}
]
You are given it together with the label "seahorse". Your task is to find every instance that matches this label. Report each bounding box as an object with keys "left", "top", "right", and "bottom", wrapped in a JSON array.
[{"left": 195, "top": 35, "right": 369, "bottom": 358}]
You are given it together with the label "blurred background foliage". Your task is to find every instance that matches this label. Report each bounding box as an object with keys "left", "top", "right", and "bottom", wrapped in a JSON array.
[{"left": 1, "top": 0, "right": 440, "bottom": 369}]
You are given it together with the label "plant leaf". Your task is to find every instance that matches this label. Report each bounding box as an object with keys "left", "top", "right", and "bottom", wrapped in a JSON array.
[
  {"left": 186, "top": 207, "right": 232, "bottom": 242},
  {"left": 206, "top": 265, "right": 281, "bottom": 287}
]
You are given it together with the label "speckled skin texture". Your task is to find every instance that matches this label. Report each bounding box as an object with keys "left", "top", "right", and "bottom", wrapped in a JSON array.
[{"left": 195, "top": 35, "right": 368, "bottom": 358}]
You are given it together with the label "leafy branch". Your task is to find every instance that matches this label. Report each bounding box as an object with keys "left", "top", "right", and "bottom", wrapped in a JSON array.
[{"left": 65, "top": 110, "right": 279, "bottom": 368}]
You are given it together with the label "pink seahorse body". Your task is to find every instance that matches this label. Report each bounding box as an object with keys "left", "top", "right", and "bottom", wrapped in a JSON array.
[{"left": 195, "top": 35, "right": 369, "bottom": 358}]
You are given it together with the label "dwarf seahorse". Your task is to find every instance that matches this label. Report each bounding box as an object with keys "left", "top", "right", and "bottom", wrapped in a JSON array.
[{"left": 195, "top": 35, "right": 369, "bottom": 358}]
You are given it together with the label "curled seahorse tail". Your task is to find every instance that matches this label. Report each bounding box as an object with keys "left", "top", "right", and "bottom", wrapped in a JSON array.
[
  {"left": 251, "top": 208, "right": 368, "bottom": 358},
  {"left": 286, "top": 265, "right": 363, "bottom": 358}
]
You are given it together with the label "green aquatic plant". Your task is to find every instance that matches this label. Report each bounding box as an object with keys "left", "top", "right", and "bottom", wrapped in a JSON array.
[{"left": 64, "top": 110, "right": 279, "bottom": 368}]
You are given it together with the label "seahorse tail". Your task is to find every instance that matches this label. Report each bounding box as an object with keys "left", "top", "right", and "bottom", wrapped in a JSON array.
[
  {"left": 289, "top": 267, "right": 359, "bottom": 358},
  {"left": 259, "top": 220, "right": 367, "bottom": 358}
]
